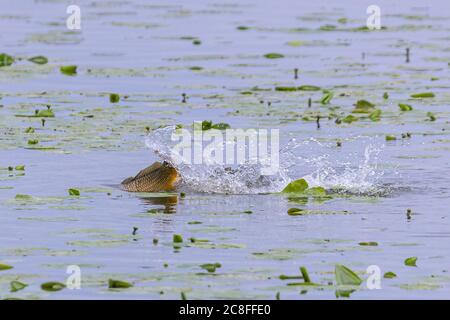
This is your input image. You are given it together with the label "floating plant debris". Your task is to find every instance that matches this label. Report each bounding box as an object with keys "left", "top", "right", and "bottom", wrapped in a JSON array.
[
  {"left": 173, "top": 234, "right": 183, "bottom": 243},
  {"left": 0, "top": 53, "right": 14, "bottom": 67},
  {"left": 335, "top": 264, "right": 362, "bottom": 286},
  {"left": 399, "top": 103, "right": 413, "bottom": 111},
  {"left": 109, "top": 93, "right": 120, "bottom": 103},
  {"left": 41, "top": 282, "right": 66, "bottom": 291},
  {"left": 404, "top": 257, "right": 418, "bottom": 267},
  {"left": 10, "top": 281, "right": 28, "bottom": 292},
  {"left": 68, "top": 188, "right": 80, "bottom": 196},
  {"left": 384, "top": 272, "right": 397, "bottom": 279},
  {"left": 0, "top": 263, "right": 13, "bottom": 271},
  {"left": 410, "top": 92, "right": 434, "bottom": 98},
  {"left": 108, "top": 279, "right": 133, "bottom": 289},
  {"left": 28, "top": 55, "right": 48, "bottom": 64},
  {"left": 263, "top": 53, "right": 284, "bottom": 59},
  {"left": 60, "top": 65, "right": 77, "bottom": 75},
  {"left": 385, "top": 135, "right": 396, "bottom": 141},
  {"left": 200, "top": 263, "right": 222, "bottom": 273}
]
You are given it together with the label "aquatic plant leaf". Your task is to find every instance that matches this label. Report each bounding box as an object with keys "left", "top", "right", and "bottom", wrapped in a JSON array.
[
  {"left": 282, "top": 179, "right": 309, "bottom": 193},
  {"left": 298, "top": 85, "right": 321, "bottom": 91},
  {"left": 28, "top": 56, "right": 48, "bottom": 64},
  {"left": 287, "top": 208, "right": 304, "bottom": 215},
  {"left": 320, "top": 92, "right": 333, "bottom": 104},
  {"left": 60, "top": 65, "right": 77, "bottom": 75},
  {"left": 173, "top": 234, "right": 183, "bottom": 243},
  {"left": 300, "top": 266, "right": 311, "bottom": 283},
  {"left": 211, "top": 123, "right": 230, "bottom": 130},
  {"left": 109, "top": 93, "right": 120, "bottom": 103},
  {"left": 399, "top": 103, "right": 413, "bottom": 111},
  {"left": 68, "top": 188, "right": 80, "bottom": 196},
  {"left": 385, "top": 135, "right": 396, "bottom": 141},
  {"left": 358, "top": 242, "right": 378, "bottom": 246},
  {"left": 384, "top": 272, "right": 397, "bottom": 279},
  {"left": 410, "top": 92, "right": 434, "bottom": 98},
  {"left": 200, "top": 263, "right": 221, "bottom": 273},
  {"left": 0, "top": 53, "right": 14, "bottom": 67},
  {"left": 10, "top": 281, "right": 28, "bottom": 292},
  {"left": 369, "top": 109, "right": 381, "bottom": 121},
  {"left": 264, "top": 53, "right": 284, "bottom": 59},
  {"left": 41, "top": 282, "right": 66, "bottom": 291},
  {"left": 14, "top": 165, "right": 25, "bottom": 171},
  {"left": 404, "top": 257, "right": 417, "bottom": 267},
  {"left": 342, "top": 115, "right": 358, "bottom": 123},
  {"left": 108, "top": 279, "right": 133, "bottom": 289},
  {"left": 335, "top": 264, "right": 362, "bottom": 286},
  {"left": 275, "top": 86, "right": 298, "bottom": 92},
  {"left": 0, "top": 263, "right": 13, "bottom": 271},
  {"left": 426, "top": 112, "right": 436, "bottom": 121}
]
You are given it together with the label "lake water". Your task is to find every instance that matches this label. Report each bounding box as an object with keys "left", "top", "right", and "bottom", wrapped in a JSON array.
[{"left": 0, "top": 0, "right": 449, "bottom": 299}]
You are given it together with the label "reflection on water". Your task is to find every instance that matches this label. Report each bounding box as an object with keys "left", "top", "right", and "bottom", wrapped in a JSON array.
[{"left": 139, "top": 195, "right": 178, "bottom": 214}]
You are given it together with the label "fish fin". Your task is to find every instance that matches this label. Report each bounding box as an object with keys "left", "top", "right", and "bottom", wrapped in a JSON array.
[{"left": 133, "top": 162, "right": 163, "bottom": 179}]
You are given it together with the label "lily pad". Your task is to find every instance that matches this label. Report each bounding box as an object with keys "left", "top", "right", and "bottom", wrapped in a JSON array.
[
  {"left": 282, "top": 179, "right": 309, "bottom": 193},
  {"left": 28, "top": 56, "right": 48, "bottom": 64},
  {"left": 410, "top": 92, "right": 434, "bottom": 98},
  {"left": 10, "top": 281, "right": 28, "bottom": 292},
  {"left": 0, "top": 53, "right": 14, "bottom": 67},
  {"left": 41, "top": 281, "right": 66, "bottom": 291},
  {"left": 335, "top": 264, "right": 362, "bottom": 286},
  {"left": 60, "top": 65, "right": 77, "bottom": 75},
  {"left": 404, "top": 257, "right": 418, "bottom": 267},
  {"left": 108, "top": 279, "right": 133, "bottom": 289},
  {"left": 264, "top": 53, "right": 284, "bottom": 59}
]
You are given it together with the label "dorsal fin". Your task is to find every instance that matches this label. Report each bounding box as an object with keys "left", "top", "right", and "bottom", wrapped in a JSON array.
[{"left": 133, "top": 162, "right": 163, "bottom": 180}]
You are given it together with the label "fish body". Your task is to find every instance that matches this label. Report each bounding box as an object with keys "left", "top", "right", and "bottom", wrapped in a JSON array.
[{"left": 121, "top": 161, "right": 178, "bottom": 192}]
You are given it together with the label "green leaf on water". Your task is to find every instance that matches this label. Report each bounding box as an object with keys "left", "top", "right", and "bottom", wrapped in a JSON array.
[
  {"left": 305, "top": 186, "right": 326, "bottom": 196},
  {"left": 0, "top": 53, "right": 14, "bottom": 67},
  {"left": 15, "top": 194, "right": 32, "bottom": 200},
  {"left": 0, "top": 263, "right": 13, "bottom": 271},
  {"left": 358, "top": 242, "right": 378, "bottom": 246},
  {"left": 383, "top": 92, "right": 389, "bottom": 99},
  {"left": 27, "top": 139, "right": 39, "bottom": 145},
  {"left": 384, "top": 272, "right": 397, "bottom": 279},
  {"left": 287, "top": 208, "right": 304, "bottom": 215},
  {"left": 426, "top": 112, "right": 436, "bottom": 121},
  {"left": 320, "top": 92, "right": 333, "bottom": 105},
  {"left": 385, "top": 135, "right": 396, "bottom": 141},
  {"left": 211, "top": 122, "right": 230, "bottom": 130},
  {"left": 368, "top": 109, "right": 381, "bottom": 121},
  {"left": 24, "top": 127, "right": 35, "bottom": 133},
  {"left": 109, "top": 93, "right": 120, "bottom": 103},
  {"left": 200, "top": 263, "right": 221, "bottom": 273},
  {"left": 264, "top": 53, "right": 284, "bottom": 59},
  {"left": 335, "top": 264, "right": 362, "bottom": 286},
  {"left": 173, "top": 234, "right": 183, "bottom": 243},
  {"left": 68, "top": 188, "right": 80, "bottom": 196},
  {"left": 41, "top": 282, "right": 66, "bottom": 291},
  {"left": 14, "top": 165, "right": 25, "bottom": 171},
  {"left": 353, "top": 100, "right": 375, "bottom": 113},
  {"left": 342, "top": 115, "right": 358, "bottom": 123},
  {"left": 192, "top": 39, "right": 201, "bottom": 45},
  {"left": 28, "top": 56, "right": 48, "bottom": 64},
  {"left": 300, "top": 266, "right": 311, "bottom": 283},
  {"left": 275, "top": 86, "right": 298, "bottom": 92},
  {"left": 410, "top": 92, "right": 434, "bottom": 98},
  {"left": 10, "top": 281, "right": 28, "bottom": 292},
  {"left": 404, "top": 257, "right": 417, "bottom": 267},
  {"left": 108, "top": 279, "right": 133, "bottom": 289},
  {"left": 60, "top": 65, "right": 77, "bottom": 75},
  {"left": 399, "top": 103, "right": 413, "bottom": 111},
  {"left": 282, "top": 179, "right": 309, "bottom": 193},
  {"left": 35, "top": 109, "right": 55, "bottom": 117},
  {"left": 298, "top": 85, "right": 321, "bottom": 91},
  {"left": 279, "top": 274, "right": 303, "bottom": 280},
  {"left": 236, "top": 26, "right": 249, "bottom": 30}
]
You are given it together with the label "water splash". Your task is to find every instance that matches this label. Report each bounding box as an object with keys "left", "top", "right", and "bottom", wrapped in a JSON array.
[{"left": 145, "top": 126, "right": 386, "bottom": 195}]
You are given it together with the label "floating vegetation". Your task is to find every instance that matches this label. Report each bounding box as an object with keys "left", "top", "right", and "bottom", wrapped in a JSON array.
[
  {"left": 385, "top": 135, "right": 397, "bottom": 141},
  {"left": 320, "top": 92, "right": 333, "bottom": 105},
  {"left": 173, "top": 234, "right": 183, "bottom": 243},
  {"left": 109, "top": 93, "right": 120, "bottom": 103},
  {"left": 298, "top": 85, "right": 321, "bottom": 91},
  {"left": 405, "top": 257, "right": 418, "bottom": 267},
  {"left": 410, "top": 92, "right": 434, "bottom": 98},
  {"left": 426, "top": 112, "right": 436, "bottom": 121},
  {"left": 10, "top": 281, "right": 28, "bottom": 292},
  {"left": 0, "top": 263, "right": 13, "bottom": 271},
  {"left": 28, "top": 56, "right": 48, "bottom": 64},
  {"left": 108, "top": 279, "right": 133, "bottom": 289},
  {"left": 0, "top": 53, "right": 14, "bottom": 67},
  {"left": 384, "top": 272, "right": 397, "bottom": 279},
  {"left": 68, "top": 188, "right": 80, "bottom": 196},
  {"left": 399, "top": 103, "right": 413, "bottom": 111},
  {"left": 200, "top": 263, "right": 222, "bottom": 273},
  {"left": 358, "top": 242, "right": 378, "bottom": 246},
  {"left": 263, "top": 53, "right": 284, "bottom": 59},
  {"left": 353, "top": 100, "right": 375, "bottom": 113},
  {"left": 41, "top": 282, "right": 66, "bottom": 291},
  {"left": 341, "top": 115, "right": 358, "bottom": 123},
  {"left": 198, "top": 120, "right": 230, "bottom": 130},
  {"left": 60, "top": 65, "right": 77, "bottom": 75}
]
